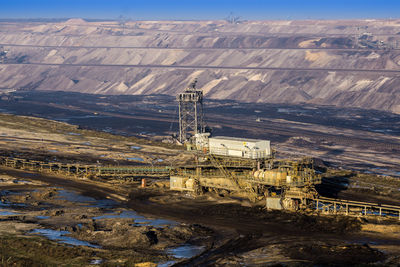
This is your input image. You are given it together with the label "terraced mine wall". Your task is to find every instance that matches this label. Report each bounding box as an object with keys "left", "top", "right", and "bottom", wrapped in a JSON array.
[{"left": 1, "top": 19, "right": 400, "bottom": 113}]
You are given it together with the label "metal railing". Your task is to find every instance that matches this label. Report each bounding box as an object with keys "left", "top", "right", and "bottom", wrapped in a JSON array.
[
  {"left": 315, "top": 197, "right": 400, "bottom": 220},
  {"left": 0, "top": 156, "right": 170, "bottom": 178}
]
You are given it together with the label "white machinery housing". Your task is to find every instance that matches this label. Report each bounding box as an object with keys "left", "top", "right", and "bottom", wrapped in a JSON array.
[{"left": 208, "top": 136, "right": 271, "bottom": 159}]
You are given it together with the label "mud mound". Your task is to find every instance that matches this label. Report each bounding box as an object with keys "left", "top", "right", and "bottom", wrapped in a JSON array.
[
  {"left": 71, "top": 218, "right": 211, "bottom": 251},
  {"left": 285, "top": 242, "right": 385, "bottom": 265},
  {"left": 0, "top": 235, "right": 94, "bottom": 266}
]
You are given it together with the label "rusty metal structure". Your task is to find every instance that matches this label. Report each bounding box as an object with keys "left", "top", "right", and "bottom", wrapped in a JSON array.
[
  {"left": 173, "top": 81, "right": 321, "bottom": 209},
  {"left": 0, "top": 156, "right": 171, "bottom": 180},
  {"left": 170, "top": 154, "right": 320, "bottom": 207},
  {"left": 169, "top": 154, "right": 400, "bottom": 219},
  {"left": 177, "top": 79, "right": 204, "bottom": 144},
  {"left": 1, "top": 154, "right": 400, "bottom": 220},
  {"left": 170, "top": 82, "right": 400, "bottom": 219}
]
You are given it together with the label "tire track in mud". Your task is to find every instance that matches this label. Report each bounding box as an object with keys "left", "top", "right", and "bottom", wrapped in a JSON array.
[{"left": 174, "top": 234, "right": 263, "bottom": 266}]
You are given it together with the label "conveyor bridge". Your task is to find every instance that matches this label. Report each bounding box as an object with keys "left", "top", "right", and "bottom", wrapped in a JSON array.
[{"left": 0, "top": 156, "right": 171, "bottom": 178}]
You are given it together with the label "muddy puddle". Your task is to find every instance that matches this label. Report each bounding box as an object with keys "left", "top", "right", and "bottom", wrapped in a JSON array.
[
  {"left": 126, "top": 157, "right": 144, "bottom": 161},
  {"left": 167, "top": 244, "right": 205, "bottom": 258},
  {"left": 157, "top": 244, "right": 205, "bottom": 267},
  {"left": 30, "top": 228, "right": 100, "bottom": 248},
  {"left": 36, "top": 215, "right": 50, "bottom": 219},
  {"left": 56, "top": 189, "right": 116, "bottom": 208},
  {"left": 92, "top": 210, "right": 178, "bottom": 227},
  {"left": 0, "top": 210, "right": 19, "bottom": 216}
]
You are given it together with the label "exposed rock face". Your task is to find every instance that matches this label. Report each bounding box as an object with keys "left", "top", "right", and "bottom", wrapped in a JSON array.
[{"left": 0, "top": 19, "right": 400, "bottom": 113}]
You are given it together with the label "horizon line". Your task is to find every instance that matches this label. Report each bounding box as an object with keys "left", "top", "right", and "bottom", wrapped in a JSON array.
[{"left": 1, "top": 17, "right": 400, "bottom": 22}]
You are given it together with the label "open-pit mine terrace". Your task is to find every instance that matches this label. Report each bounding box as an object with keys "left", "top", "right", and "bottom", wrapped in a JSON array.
[{"left": 0, "top": 18, "right": 400, "bottom": 113}]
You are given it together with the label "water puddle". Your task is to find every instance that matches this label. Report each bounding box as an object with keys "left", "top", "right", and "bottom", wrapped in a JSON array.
[
  {"left": 157, "top": 244, "right": 205, "bottom": 267},
  {"left": 167, "top": 244, "right": 205, "bottom": 259},
  {"left": 147, "top": 218, "right": 178, "bottom": 227},
  {"left": 0, "top": 210, "right": 19, "bottom": 216},
  {"left": 0, "top": 200, "right": 26, "bottom": 208},
  {"left": 12, "top": 179, "right": 32, "bottom": 184},
  {"left": 67, "top": 132, "right": 81, "bottom": 136},
  {"left": 36, "top": 215, "right": 50, "bottom": 219},
  {"left": 58, "top": 190, "right": 176, "bottom": 227},
  {"left": 93, "top": 210, "right": 177, "bottom": 228},
  {"left": 126, "top": 157, "right": 144, "bottom": 161},
  {"left": 57, "top": 190, "right": 116, "bottom": 208},
  {"left": 0, "top": 192, "right": 23, "bottom": 214},
  {"left": 90, "top": 259, "right": 103, "bottom": 265},
  {"left": 131, "top": 146, "right": 142, "bottom": 150},
  {"left": 30, "top": 229, "right": 100, "bottom": 248},
  {"left": 57, "top": 190, "right": 96, "bottom": 203},
  {"left": 157, "top": 261, "right": 176, "bottom": 267}
]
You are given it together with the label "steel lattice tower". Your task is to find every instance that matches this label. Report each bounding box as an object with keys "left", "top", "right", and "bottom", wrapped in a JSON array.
[{"left": 177, "top": 79, "right": 204, "bottom": 143}]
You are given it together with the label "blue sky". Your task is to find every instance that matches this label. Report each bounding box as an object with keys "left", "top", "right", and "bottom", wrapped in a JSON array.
[{"left": 0, "top": 0, "right": 399, "bottom": 20}]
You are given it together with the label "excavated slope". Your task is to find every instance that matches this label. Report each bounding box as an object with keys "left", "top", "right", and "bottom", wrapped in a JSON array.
[{"left": 0, "top": 19, "right": 400, "bottom": 113}]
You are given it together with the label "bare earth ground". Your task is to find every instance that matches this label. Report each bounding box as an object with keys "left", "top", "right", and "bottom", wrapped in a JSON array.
[
  {"left": 1, "top": 91, "right": 399, "bottom": 177},
  {"left": 0, "top": 113, "right": 399, "bottom": 266},
  {"left": 0, "top": 171, "right": 213, "bottom": 266},
  {"left": 1, "top": 167, "right": 400, "bottom": 266}
]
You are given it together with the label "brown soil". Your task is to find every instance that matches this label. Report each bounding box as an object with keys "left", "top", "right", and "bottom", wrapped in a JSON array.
[
  {"left": 0, "top": 171, "right": 212, "bottom": 266},
  {"left": 1, "top": 166, "right": 400, "bottom": 266}
]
